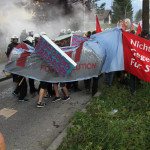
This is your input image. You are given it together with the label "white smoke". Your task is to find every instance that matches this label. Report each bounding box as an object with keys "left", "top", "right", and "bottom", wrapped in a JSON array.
[{"left": 0, "top": 0, "right": 96, "bottom": 61}]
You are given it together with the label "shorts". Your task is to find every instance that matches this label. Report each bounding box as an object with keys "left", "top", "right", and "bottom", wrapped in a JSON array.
[
  {"left": 40, "top": 81, "right": 48, "bottom": 89},
  {"left": 54, "top": 82, "right": 66, "bottom": 87}
]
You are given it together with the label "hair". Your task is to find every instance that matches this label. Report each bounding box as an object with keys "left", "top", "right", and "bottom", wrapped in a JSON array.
[
  {"left": 130, "top": 30, "right": 135, "bottom": 34},
  {"left": 86, "top": 31, "right": 91, "bottom": 38},
  {"left": 92, "top": 31, "right": 96, "bottom": 35}
]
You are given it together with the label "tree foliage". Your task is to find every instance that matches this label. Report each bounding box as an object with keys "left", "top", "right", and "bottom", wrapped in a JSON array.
[
  {"left": 112, "top": 0, "right": 133, "bottom": 24},
  {"left": 134, "top": 9, "right": 142, "bottom": 24}
]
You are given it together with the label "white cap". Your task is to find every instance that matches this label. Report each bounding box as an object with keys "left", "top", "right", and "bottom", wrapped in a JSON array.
[
  {"left": 33, "top": 33, "right": 40, "bottom": 39},
  {"left": 60, "top": 29, "right": 66, "bottom": 35},
  {"left": 40, "top": 32, "right": 46, "bottom": 36},
  {"left": 24, "top": 36, "right": 34, "bottom": 44},
  {"left": 11, "top": 35, "right": 18, "bottom": 39},
  {"left": 66, "top": 29, "right": 71, "bottom": 34}
]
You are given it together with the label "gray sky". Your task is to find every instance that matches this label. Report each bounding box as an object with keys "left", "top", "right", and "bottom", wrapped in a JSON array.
[{"left": 97, "top": 0, "right": 142, "bottom": 19}]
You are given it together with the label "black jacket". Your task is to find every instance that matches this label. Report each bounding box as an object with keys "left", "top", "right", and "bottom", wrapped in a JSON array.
[{"left": 6, "top": 42, "right": 19, "bottom": 57}]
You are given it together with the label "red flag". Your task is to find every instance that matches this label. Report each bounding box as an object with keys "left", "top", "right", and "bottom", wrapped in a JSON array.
[
  {"left": 96, "top": 15, "right": 102, "bottom": 33},
  {"left": 131, "top": 23, "right": 134, "bottom": 30},
  {"left": 136, "top": 23, "right": 142, "bottom": 36},
  {"left": 122, "top": 30, "right": 150, "bottom": 83}
]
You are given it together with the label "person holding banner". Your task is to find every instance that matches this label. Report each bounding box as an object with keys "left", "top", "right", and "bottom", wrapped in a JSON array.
[
  {"left": 130, "top": 30, "right": 149, "bottom": 95},
  {"left": 52, "top": 83, "right": 70, "bottom": 102},
  {"left": 37, "top": 82, "right": 48, "bottom": 107},
  {"left": 6, "top": 35, "right": 19, "bottom": 82},
  {"left": 12, "top": 37, "right": 35, "bottom": 102}
]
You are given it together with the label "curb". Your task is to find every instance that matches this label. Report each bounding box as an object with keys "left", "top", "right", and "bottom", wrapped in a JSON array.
[
  {"left": 47, "top": 91, "right": 101, "bottom": 150},
  {"left": 0, "top": 76, "right": 12, "bottom": 82}
]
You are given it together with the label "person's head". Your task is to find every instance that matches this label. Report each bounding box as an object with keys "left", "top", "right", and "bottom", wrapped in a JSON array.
[
  {"left": 130, "top": 30, "right": 135, "bottom": 34},
  {"left": 141, "top": 30, "right": 149, "bottom": 39},
  {"left": 40, "top": 32, "right": 47, "bottom": 37},
  {"left": 92, "top": 30, "right": 96, "bottom": 35},
  {"left": 23, "top": 36, "right": 34, "bottom": 46},
  {"left": 86, "top": 31, "right": 91, "bottom": 38},
  {"left": 22, "top": 29, "right": 26, "bottom": 33},
  {"left": 28, "top": 31, "right": 34, "bottom": 37},
  {"left": 33, "top": 33, "right": 40, "bottom": 42},
  {"left": 66, "top": 29, "right": 71, "bottom": 34},
  {"left": 11, "top": 35, "right": 19, "bottom": 43}
]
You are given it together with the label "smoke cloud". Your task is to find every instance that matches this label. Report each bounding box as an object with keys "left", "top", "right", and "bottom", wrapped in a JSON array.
[{"left": 0, "top": 0, "right": 95, "bottom": 61}]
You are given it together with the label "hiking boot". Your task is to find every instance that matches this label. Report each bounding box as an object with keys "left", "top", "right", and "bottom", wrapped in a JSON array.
[
  {"left": 52, "top": 97, "right": 61, "bottom": 103},
  {"left": 37, "top": 102, "right": 47, "bottom": 108}
]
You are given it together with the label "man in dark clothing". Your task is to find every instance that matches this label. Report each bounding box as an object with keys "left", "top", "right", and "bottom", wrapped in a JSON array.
[
  {"left": 6, "top": 35, "right": 19, "bottom": 82},
  {"left": 25, "top": 36, "right": 37, "bottom": 94},
  {"left": 6, "top": 35, "right": 19, "bottom": 57},
  {"left": 12, "top": 36, "right": 34, "bottom": 102}
]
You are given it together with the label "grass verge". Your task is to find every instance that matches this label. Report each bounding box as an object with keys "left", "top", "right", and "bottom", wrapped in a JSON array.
[{"left": 58, "top": 81, "right": 150, "bottom": 150}]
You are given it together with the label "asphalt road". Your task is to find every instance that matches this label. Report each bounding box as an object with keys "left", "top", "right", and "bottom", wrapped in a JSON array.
[{"left": 0, "top": 79, "right": 92, "bottom": 150}]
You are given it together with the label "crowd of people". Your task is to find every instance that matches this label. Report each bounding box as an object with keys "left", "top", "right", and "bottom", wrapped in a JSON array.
[{"left": 6, "top": 28, "right": 149, "bottom": 108}]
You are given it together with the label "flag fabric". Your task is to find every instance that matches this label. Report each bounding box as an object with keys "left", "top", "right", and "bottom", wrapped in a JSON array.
[
  {"left": 5, "top": 28, "right": 150, "bottom": 83},
  {"left": 136, "top": 21, "right": 142, "bottom": 36},
  {"left": 131, "top": 23, "right": 134, "bottom": 30},
  {"left": 96, "top": 15, "right": 102, "bottom": 33},
  {"left": 8, "top": 43, "right": 35, "bottom": 68},
  {"left": 122, "top": 30, "right": 150, "bottom": 83},
  {"left": 85, "top": 28, "right": 124, "bottom": 73},
  {"left": 35, "top": 35, "right": 77, "bottom": 77},
  {"left": 5, "top": 37, "right": 104, "bottom": 83},
  {"left": 71, "top": 35, "right": 89, "bottom": 46}
]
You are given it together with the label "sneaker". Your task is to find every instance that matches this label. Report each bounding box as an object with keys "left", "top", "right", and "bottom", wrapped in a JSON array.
[
  {"left": 44, "top": 94, "right": 51, "bottom": 99},
  {"left": 52, "top": 97, "right": 61, "bottom": 103},
  {"left": 12, "top": 92, "right": 19, "bottom": 98},
  {"left": 18, "top": 98, "right": 29, "bottom": 103},
  {"left": 37, "top": 102, "right": 47, "bottom": 108},
  {"left": 62, "top": 96, "right": 70, "bottom": 101}
]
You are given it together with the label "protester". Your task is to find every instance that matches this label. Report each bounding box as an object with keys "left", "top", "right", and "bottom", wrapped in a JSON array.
[
  {"left": 28, "top": 31, "right": 34, "bottom": 37},
  {"left": 20, "top": 29, "right": 28, "bottom": 43},
  {"left": 105, "top": 72, "right": 115, "bottom": 86},
  {"left": 26, "top": 36, "right": 37, "bottom": 94},
  {"left": 84, "top": 30, "right": 101, "bottom": 96},
  {"left": 12, "top": 36, "right": 34, "bottom": 102},
  {"left": 84, "top": 31, "right": 92, "bottom": 93},
  {"left": 66, "top": 81, "right": 81, "bottom": 92},
  {"left": 130, "top": 29, "right": 148, "bottom": 95},
  {"left": 53, "top": 83, "right": 70, "bottom": 102},
  {"left": 6, "top": 35, "right": 19, "bottom": 82},
  {"left": 33, "top": 33, "right": 40, "bottom": 46},
  {"left": 37, "top": 82, "right": 48, "bottom": 107}
]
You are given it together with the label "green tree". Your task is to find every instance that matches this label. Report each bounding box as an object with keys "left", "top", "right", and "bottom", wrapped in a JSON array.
[
  {"left": 142, "top": 0, "right": 149, "bottom": 32},
  {"left": 134, "top": 9, "right": 142, "bottom": 23},
  {"left": 90, "top": 0, "right": 105, "bottom": 11},
  {"left": 112, "top": 0, "right": 133, "bottom": 24}
]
